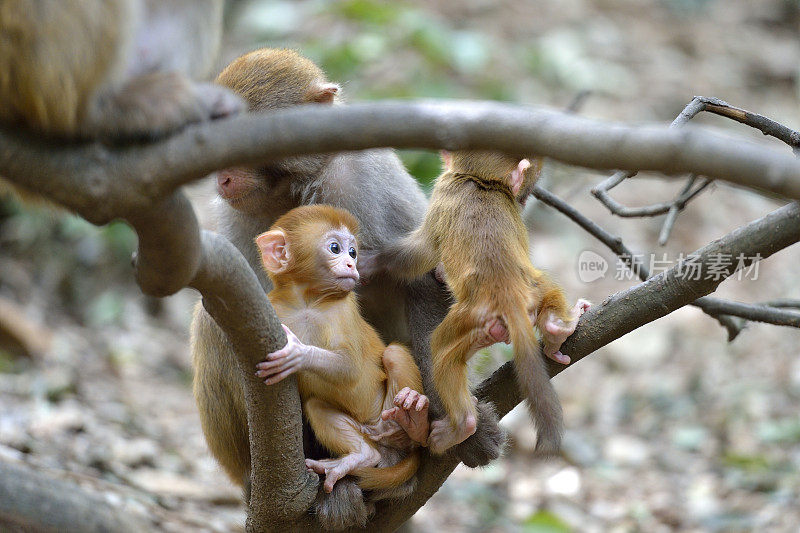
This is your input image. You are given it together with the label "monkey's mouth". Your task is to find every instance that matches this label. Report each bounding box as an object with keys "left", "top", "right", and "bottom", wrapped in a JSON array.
[{"left": 336, "top": 275, "right": 359, "bottom": 290}]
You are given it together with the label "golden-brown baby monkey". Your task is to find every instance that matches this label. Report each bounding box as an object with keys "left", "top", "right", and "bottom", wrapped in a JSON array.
[
  {"left": 255, "top": 204, "right": 430, "bottom": 494},
  {"left": 375, "top": 150, "right": 589, "bottom": 455}
]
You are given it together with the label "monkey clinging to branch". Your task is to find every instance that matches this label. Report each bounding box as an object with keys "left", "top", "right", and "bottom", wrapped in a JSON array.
[
  {"left": 376, "top": 150, "right": 590, "bottom": 454},
  {"left": 254, "top": 205, "right": 430, "bottom": 497}
]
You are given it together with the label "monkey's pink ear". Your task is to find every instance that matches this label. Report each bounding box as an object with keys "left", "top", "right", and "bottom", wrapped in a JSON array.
[
  {"left": 310, "top": 83, "right": 340, "bottom": 104},
  {"left": 256, "top": 230, "right": 291, "bottom": 273},
  {"left": 441, "top": 150, "right": 453, "bottom": 170},
  {"left": 509, "top": 159, "right": 531, "bottom": 196}
]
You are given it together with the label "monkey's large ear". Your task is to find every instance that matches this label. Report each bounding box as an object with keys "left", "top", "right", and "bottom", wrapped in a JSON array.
[
  {"left": 310, "top": 83, "right": 340, "bottom": 104},
  {"left": 509, "top": 159, "right": 531, "bottom": 196},
  {"left": 256, "top": 230, "right": 291, "bottom": 273}
]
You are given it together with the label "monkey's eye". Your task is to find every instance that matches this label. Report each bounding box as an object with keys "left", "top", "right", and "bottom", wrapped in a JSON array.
[
  {"left": 329, "top": 242, "right": 341, "bottom": 254},
  {"left": 349, "top": 247, "right": 357, "bottom": 259}
]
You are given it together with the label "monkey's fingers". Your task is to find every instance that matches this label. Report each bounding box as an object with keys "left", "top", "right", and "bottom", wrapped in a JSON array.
[
  {"left": 256, "top": 361, "right": 301, "bottom": 385},
  {"left": 415, "top": 395, "right": 429, "bottom": 412},
  {"left": 393, "top": 387, "right": 413, "bottom": 406},
  {"left": 381, "top": 407, "right": 400, "bottom": 421},
  {"left": 256, "top": 353, "right": 295, "bottom": 370}
]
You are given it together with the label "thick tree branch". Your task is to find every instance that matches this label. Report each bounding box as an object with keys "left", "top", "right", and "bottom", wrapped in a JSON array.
[
  {"left": 189, "top": 231, "right": 319, "bottom": 525},
  {"left": 4, "top": 102, "right": 800, "bottom": 220}
]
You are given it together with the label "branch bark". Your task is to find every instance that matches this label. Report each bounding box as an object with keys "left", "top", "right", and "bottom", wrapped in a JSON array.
[{"left": 4, "top": 101, "right": 800, "bottom": 219}]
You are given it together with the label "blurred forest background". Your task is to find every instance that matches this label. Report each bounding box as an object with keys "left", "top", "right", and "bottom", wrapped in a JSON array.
[{"left": 1, "top": 1, "right": 800, "bottom": 531}]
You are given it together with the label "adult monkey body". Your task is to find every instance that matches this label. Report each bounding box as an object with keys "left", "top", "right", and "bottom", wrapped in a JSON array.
[
  {"left": 190, "top": 49, "right": 504, "bottom": 529},
  {"left": 0, "top": 0, "right": 240, "bottom": 141}
]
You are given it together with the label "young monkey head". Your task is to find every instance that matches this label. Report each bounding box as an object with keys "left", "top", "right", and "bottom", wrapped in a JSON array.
[
  {"left": 444, "top": 150, "right": 542, "bottom": 205},
  {"left": 256, "top": 205, "right": 361, "bottom": 296}
]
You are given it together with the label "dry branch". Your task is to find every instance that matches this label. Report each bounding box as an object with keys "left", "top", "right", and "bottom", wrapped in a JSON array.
[
  {"left": 591, "top": 96, "right": 800, "bottom": 243},
  {"left": 4, "top": 101, "right": 800, "bottom": 217},
  {"left": 533, "top": 185, "right": 745, "bottom": 339}
]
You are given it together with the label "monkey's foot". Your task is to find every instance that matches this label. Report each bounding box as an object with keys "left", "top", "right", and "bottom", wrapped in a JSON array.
[
  {"left": 541, "top": 299, "right": 591, "bottom": 364},
  {"left": 89, "top": 73, "right": 245, "bottom": 141},
  {"left": 362, "top": 419, "right": 410, "bottom": 450},
  {"left": 428, "top": 414, "right": 477, "bottom": 455},
  {"left": 306, "top": 448, "right": 381, "bottom": 493},
  {"left": 382, "top": 387, "right": 430, "bottom": 446},
  {"left": 452, "top": 401, "right": 506, "bottom": 467}
]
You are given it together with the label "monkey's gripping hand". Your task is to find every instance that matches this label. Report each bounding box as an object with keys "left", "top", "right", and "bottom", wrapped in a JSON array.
[{"left": 256, "top": 324, "right": 310, "bottom": 385}]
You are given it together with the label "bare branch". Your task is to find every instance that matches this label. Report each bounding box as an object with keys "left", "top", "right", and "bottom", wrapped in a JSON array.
[
  {"left": 591, "top": 97, "right": 711, "bottom": 221},
  {"left": 592, "top": 96, "right": 800, "bottom": 241},
  {"left": 531, "top": 185, "right": 800, "bottom": 339},
  {"left": 691, "top": 299, "right": 800, "bottom": 328},
  {"left": 4, "top": 102, "right": 800, "bottom": 217},
  {"left": 658, "top": 176, "right": 712, "bottom": 245},
  {"left": 697, "top": 96, "right": 800, "bottom": 154}
]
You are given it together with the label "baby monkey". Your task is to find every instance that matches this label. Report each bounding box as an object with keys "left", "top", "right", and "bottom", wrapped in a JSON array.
[
  {"left": 254, "top": 205, "right": 429, "bottom": 494},
  {"left": 376, "top": 150, "right": 589, "bottom": 455}
]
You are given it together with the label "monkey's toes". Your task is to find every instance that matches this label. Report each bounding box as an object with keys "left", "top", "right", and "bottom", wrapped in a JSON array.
[{"left": 195, "top": 83, "right": 246, "bottom": 119}]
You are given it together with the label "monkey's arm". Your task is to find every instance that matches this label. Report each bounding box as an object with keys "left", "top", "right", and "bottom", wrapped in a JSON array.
[
  {"left": 256, "top": 324, "right": 359, "bottom": 385},
  {"left": 366, "top": 228, "right": 439, "bottom": 281}
]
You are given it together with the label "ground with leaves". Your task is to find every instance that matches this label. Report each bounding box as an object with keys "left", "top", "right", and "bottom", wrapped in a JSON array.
[{"left": 1, "top": 1, "right": 799, "bottom": 531}]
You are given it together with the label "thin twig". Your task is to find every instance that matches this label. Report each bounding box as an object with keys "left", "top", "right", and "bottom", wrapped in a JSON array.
[
  {"left": 697, "top": 96, "right": 800, "bottom": 154},
  {"left": 658, "top": 176, "right": 713, "bottom": 245},
  {"left": 591, "top": 97, "right": 710, "bottom": 224},
  {"left": 592, "top": 96, "right": 800, "bottom": 243}
]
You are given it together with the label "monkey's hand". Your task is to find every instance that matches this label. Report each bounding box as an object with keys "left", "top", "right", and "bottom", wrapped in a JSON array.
[
  {"left": 256, "top": 324, "right": 308, "bottom": 385},
  {"left": 382, "top": 388, "right": 430, "bottom": 447},
  {"left": 541, "top": 299, "right": 591, "bottom": 365}
]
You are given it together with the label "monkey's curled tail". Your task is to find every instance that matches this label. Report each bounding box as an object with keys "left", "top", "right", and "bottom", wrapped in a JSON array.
[
  {"left": 506, "top": 309, "right": 563, "bottom": 454},
  {"left": 352, "top": 449, "right": 420, "bottom": 490}
]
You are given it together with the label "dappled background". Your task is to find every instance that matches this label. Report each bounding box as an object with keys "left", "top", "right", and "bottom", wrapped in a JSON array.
[{"left": 1, "top": 1, "right": 799, "bottom": 531}]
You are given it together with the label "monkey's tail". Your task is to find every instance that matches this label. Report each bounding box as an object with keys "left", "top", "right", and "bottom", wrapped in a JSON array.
[
  {"left": 506, "top": 308, "right": 563, "bottom": 455},
  {"left": 352, "top": 448, "right": 420, "bottom": 490}
]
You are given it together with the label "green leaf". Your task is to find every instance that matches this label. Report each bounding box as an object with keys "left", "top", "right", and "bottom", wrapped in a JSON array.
[{"left": 524, "top": 510, "right": 572, "bottom": 533}]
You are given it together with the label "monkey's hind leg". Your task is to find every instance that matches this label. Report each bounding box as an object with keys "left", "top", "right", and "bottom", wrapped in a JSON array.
[
  {"left": 428, "top": 309, "right": 483, "bottom": 455},
  {"left": 378, "top": 344, "right": 430, "bottom": 446},
  {"left": 85, "top": 71, "right": 244, "bottom": 141},
  {"left": 304, "top": 398, "right": 381, "bottom": 493}
]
